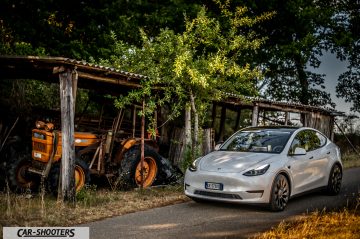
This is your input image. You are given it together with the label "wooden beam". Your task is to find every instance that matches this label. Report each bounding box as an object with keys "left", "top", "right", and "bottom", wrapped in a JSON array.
[
  {"left": 77, "top": 71, "right": 141, "bottom": 88},
  {"left": 59, "top": 68, "right": 76, "bottom": 203},
  {"left": 252, "top": 104, "right": 259, "bottom": 127}
]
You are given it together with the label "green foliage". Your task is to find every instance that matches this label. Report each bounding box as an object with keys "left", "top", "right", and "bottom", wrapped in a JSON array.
[
  {"left": 335, "top": 0, "right": 360, "bottom": 112},
  {"left": 103, "top": 2, "right": 271, "bottom": 136},
  {"left": 238, "top": 0, "right": 340, "bottom": 107},
  {"left": 76, "top": 185, "right": 109, "bottom": 207}
]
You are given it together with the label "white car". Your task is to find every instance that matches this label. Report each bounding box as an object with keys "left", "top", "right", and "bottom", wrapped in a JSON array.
[{"left": 184, "top": 126, "right": 342, "bottom": 211}]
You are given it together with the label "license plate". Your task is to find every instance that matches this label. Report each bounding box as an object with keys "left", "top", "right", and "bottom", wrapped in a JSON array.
[{"left": 205, "top": 182, "right": 223, "bottom": 190}]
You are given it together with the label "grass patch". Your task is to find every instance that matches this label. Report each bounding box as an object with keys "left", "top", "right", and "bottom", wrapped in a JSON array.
[
  {"left": 0, "top": 184, "right": 188, "bottom": 238},
  {"left": 343, "top": 151, "right": 360, "bottom": 169},
  {"left": 255, "top": 152, "right": 360, "bottom": 239},
  {"left": 255, "top": 207, "right": 360, "bottom": 239}
]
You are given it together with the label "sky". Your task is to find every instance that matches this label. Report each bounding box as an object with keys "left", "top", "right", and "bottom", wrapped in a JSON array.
[{"left": 312, "top": 52, "right": 353, "bottom": 115}]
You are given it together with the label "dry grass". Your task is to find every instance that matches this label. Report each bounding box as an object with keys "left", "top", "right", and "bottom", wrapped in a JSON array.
[
  {"left": 343, "top": 151, "right": 360, "bottom": 169},
  {"left": 255, "top": 208, "right": 360, "bottom": 239},
  {"left": 255, "top": 151, "right": 360, "bottom": 239},
  {"left": 0, "top": 185, "right": 188, "bottom": 238}
]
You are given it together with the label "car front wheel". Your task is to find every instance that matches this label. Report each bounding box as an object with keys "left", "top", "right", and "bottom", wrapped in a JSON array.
[{"left": 269, "top": 174, "right": 290, "bottom": 211}]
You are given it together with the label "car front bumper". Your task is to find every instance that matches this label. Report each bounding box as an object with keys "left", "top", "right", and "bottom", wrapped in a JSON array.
[{"left": 184, "top": 169, "right": 275, "bottom": 204}]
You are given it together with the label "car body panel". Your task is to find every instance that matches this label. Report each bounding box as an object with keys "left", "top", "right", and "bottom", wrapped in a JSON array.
[{"left": 184, "top": 126, "right": 342, "bottom": 207}]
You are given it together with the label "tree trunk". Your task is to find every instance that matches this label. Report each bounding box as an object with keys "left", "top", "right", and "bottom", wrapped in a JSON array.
[
  {"left": 189, "top": 91, "right": 198, "bottom": 160},
  {"left": 294, "top": 54, "right": 309, "bottom": 105},
  {"left": 184, "top": 104, "right": 192, "bottom": 148}
]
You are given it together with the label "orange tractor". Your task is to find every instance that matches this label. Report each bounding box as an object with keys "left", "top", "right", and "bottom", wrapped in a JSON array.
[{"left": 8, "top": 110, "right": 180, "bottom": 193}]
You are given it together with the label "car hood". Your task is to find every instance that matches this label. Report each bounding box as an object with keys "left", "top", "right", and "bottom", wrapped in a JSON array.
[{"left": 199, "top": 150, "right": 274, "bottom": 173}]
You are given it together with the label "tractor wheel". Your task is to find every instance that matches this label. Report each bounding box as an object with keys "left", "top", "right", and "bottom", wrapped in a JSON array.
[
  {"left": 7, "top": 154, "right": 39, "bottom": 192},
  {"left": 120, "top": 145, "right": 161, "bottom": 188},
  {"left": 47, "top": 159, "right": 90, "bottom": 194}
]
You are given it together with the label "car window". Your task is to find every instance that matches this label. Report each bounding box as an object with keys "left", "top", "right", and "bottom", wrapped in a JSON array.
[
  {"left": 316, "top": 132, "right": 327, "bottom": 147},
  {"left": 221, "top": 129, "right": 292, "bottom": 153},
  {"left": 289, "top": 130, "right": 322, "bottom": 153}
]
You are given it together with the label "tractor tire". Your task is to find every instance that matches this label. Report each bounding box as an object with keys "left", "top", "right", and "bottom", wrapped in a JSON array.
[
  {"left": 47, "top": 159, "right": 90, "bottom": 195},
  {"left": 7, "top": 153, "right": 39, "bottom": 192},
  {"left": 120, "top": 145, "right": 163, "bottom": 188}
]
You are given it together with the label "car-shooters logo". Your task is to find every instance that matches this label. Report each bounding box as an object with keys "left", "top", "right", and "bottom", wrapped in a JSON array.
[{"left": 3, "top": 227, "right": 89, "bottom": 239}]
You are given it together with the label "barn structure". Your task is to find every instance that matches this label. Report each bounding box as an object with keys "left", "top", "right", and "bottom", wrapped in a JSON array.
[{"left": 0, "top": 55, "right": 344, "bottom": 193}]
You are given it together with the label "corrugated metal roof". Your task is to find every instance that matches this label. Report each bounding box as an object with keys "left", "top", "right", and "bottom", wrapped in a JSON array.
[
  {"left": 0, "top": 55, "right": 147, "bottom": 80},
  {"left": 62, "top": 58, "right": 147, "bottom": 80},
  {"left": 223, "top": 92, "right": 344, "bottom": 116}
]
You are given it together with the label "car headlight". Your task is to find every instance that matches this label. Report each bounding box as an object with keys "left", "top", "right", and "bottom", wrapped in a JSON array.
[
  {"left": 243, "top": 164, "right": 270, "bottom": 176},
  {"left": 189, "top": 158, "right": 201, "bottom": 172}
]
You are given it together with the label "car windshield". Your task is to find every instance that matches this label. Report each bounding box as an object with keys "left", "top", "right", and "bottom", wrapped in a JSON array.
[{"left": 220, "top": 128, "right": 294, "bottom": 153}]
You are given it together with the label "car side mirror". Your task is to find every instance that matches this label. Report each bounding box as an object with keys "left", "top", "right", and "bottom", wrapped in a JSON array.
[
  {"left": 214, "top": 144, "right": 222, "bottom": 151},
  {"left": 292, "top": 147, "right": 307, "bottom": 155}
]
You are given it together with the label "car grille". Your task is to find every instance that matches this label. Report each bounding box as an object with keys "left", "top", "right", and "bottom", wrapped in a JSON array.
[
  {"left": 194, "top": 190, "right": 242, "bottom": 200},
  {"left": 33, "top": 142, "right": 46, "bottom": 152}
]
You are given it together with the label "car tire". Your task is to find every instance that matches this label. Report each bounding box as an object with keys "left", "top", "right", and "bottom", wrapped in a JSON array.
[
  {"left": 326, "top": 164, "right": 342, "bottom": 195},
  {"left": 269, "top": 174, "right": 290, "bottom": 211}
]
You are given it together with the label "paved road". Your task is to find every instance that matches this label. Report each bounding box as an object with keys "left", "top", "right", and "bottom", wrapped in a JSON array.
[{"left": 82, "top": 167, "right": 360, "bottom": 239}]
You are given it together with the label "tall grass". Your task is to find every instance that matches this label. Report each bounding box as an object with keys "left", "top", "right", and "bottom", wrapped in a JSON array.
[
  {"left": 256, "top": 207, "right": 360, "bottom": 239},
  {"left": 0, "top": 184, "right": 187, "bottom": 238},
  {"left": 255, "top": 151, "right": 360, "bottom": 239},
  {"left": 342, "top": 151, "right": 360, "bottom": 169}
]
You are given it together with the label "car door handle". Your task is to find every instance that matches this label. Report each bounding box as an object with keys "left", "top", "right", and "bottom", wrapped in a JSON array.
[
  {"left": 327, "top": 152, "right": 331, "bottom": 154},
  {"left": 309, "top": 156, "right": 314, "bottom": 159}
]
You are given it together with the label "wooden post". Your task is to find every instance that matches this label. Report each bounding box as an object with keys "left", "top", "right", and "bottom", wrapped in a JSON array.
[
  {"left": 252, "top": 104, "right": 259, "bottom": 127},
  {"left": 211, "top": 103, "right": 217, "bottom": 129},
  {"left": 59, "top": 67, "right": 77, "bottom": 203},
  {"left": 218, "top": 106, "right": 227, "bottom": 142},
  {"left": 284, "top": 112, "right": 289, "bottom": 126},
  {"left": 234, "top": 108, "right": 241, "bottom": 131},
  {"left": 132, "top": 105, "right": 136, "bottom": 138},
  {"left": 140, "top": 99, "right": 145, "bottom": 189}
]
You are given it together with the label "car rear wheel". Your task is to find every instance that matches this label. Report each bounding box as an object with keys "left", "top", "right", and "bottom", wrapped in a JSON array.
[
  {"left": 269, "top": 174, "right": 290, "bottom": 211},
  {"left": 326, "top": 164, "right": 342, "bottom": 195}
]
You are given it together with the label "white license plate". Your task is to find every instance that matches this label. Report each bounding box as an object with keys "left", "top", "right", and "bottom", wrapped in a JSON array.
[
  {"left": 34, "top": 152, "right": 42, "bottom": 158},
  {"left": 205, "top": 182, "right": 223, "bottom": 190}
]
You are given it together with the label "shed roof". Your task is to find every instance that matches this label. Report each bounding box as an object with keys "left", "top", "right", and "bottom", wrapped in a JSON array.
[
  {"left": 0, "top": 55, "right": 146, "bottom": 92},
  {"left": 0, "top": 55, "right": 344, "bottom": 117},
  {"left": 220, "top": 92, "right": 344, "bottom": 117}
]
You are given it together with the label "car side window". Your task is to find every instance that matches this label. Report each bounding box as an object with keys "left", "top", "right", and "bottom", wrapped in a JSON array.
[
  {"left": 289, "top": 130, "right": 322, "bottom": 153},
  {"left": 316, "top": 132, "right": 327, "bottom": 147}
]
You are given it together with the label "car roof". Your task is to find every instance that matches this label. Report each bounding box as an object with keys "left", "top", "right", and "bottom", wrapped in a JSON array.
[{"left": 242, "top": 126, "right": 300, "bottom": 133}]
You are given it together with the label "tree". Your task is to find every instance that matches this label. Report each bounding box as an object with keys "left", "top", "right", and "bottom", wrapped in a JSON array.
[
  {"left": 102, "top": 2, "right": 272, "bottom": 160},
  {"left": 228, "top": 0, "right": 340, "bottom": 108},
  {"left": 0, "top": 0, "right": 203, "bottom": 60},
  {"left": 335, "top": 0, "right": 360, "bottom": 112}
]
